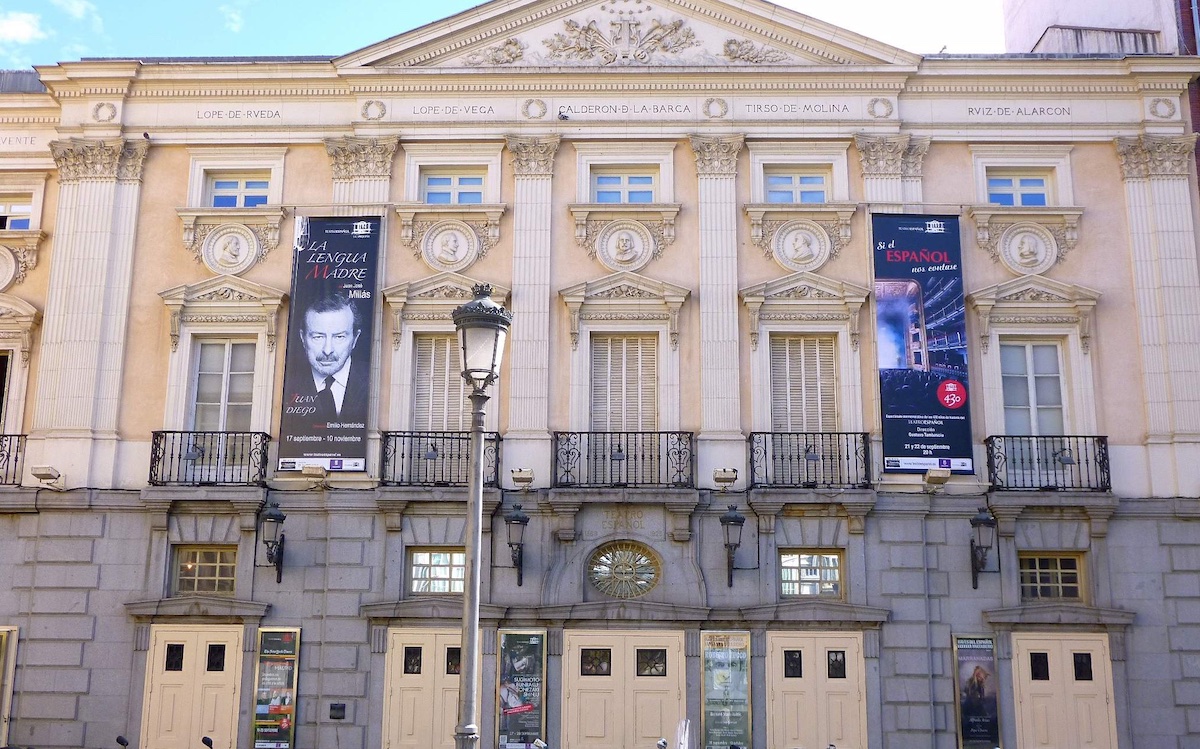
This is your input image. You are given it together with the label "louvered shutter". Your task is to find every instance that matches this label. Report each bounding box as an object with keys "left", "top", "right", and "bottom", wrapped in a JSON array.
[
  {"left": 413, "top": 334, "right": 467, "bottom": 430},
  {"left": 591, "top": 334, "right": 658, "bottom": 431},
  {"left": 770, "top": 335, "right": 837, "bottom": 431}
]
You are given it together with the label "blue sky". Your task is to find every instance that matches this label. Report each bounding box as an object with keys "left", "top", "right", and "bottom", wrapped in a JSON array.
[{"left": 1, "top": 0, "right": 1005, "bottom": 70}]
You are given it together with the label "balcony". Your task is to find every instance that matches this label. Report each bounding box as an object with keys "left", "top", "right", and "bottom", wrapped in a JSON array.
[
  {"left": 0, "top": 434, "right": 24, "bottom": 485},
  {"left": 150, "top": 431, "right": 270, "bottom": 486},
  {"left": 749, "top": 432, "right": 871, "bottom": 489},
  {"left": 985, "top": 435, "right": 1110, "bottom": 492},
  {"left": 552, "top": 431, "right": 695, "bottom": 488},
  {"left": 381, "top": 431, "right": 500, "bottom": 487}
]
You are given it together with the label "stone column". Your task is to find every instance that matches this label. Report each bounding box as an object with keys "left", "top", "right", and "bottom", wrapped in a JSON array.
[
  {"left": 35, "top": 138, "right": 149, "bottom": 486},
  {"left": 325, "top": 136, "right": 399, "bottom": 480},
  {"left": 1116, "top": 134, "right": 1200, "bottom": 495},
  {"left": 689, "top": 134, "right": 745, "bottom": 487},
  {"left": 504, "top": 135, "right": 560, "bottom": 485},
  {"left": 325, "top": 136, "right": 398, "bottom": 206}
]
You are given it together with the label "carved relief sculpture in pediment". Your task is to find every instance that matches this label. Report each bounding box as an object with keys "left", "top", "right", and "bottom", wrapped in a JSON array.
[
  {"left": 383, "top": 273, "right": 510, "bottom": 349},
  {"left": 159, "top": 276, "right": 288, "bottom": 352},
  {"left": 968, "top": 276, "right": 1100, "bottom": 353},
  {"left": 560, "top": 272, "right": 689, "bottom": 350},
  {"left": 740, "top": 272, "right": 870, "bottom": 352}
]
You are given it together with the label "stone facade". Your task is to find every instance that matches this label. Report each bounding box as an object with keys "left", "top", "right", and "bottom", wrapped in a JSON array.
[{"left": 1, "top": 0, "right": 1199, "bottom": 748}]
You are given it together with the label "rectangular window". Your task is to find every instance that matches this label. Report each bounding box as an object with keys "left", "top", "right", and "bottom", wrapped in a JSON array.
[
  {"left": 764, "top": 170, "right": 828, "bottom": 204},
  {"left": 421, "top": 172, "right": 485, "bottom": 204},
  {"left": 192, "top": 340, "right": 255, "bottom": 432},
  {"left": 207, "top": 174, "right": 270, "bottom": 208},
  {"left": 412, "top": 334, "right": 467, "bottom": 431},
  {"left": 174, "top": 546, "right": 237, "bottom": 595},
  {"left": 1001, "top": 342, "right": 1063, "bottom": 436},
  {"left": 780, "top": 550, "right": 842, "bottom": 598},
  {"left": 1019, "top": 553, "right": 1083, "bottom": 601},
  {"left": 591, "top": 170, "right": 656, "bottom": 204},
  {"left": 590, "top": 334, "right": 658, "bottom": 432},
  {"left": 770, "top": 334, "right": 836, "bottom": 432},
  {"left": 0, "top": 196, "right": 31, "bottom": 230},
  {"left": 409, "top": 549, "right": 466, "bottom": 594},
  {"left": 987, "top": 170, "right": 1050, "bottom": 207}
]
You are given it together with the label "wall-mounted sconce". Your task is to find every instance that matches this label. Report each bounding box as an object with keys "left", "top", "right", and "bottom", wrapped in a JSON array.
[
  {"left": 425, "top": 443, "right": 439, "bottom": 461},
  {"left": 30, "top": 464, "right": 64, "bottom": 491},
  {"left": 713, "top": 467, "right": 738, "bottom": 492},
  {"left": 182, "top": 444, "right": 205, "bottom": 461},
  {"left": 504, "top": 502, "right": 530, "bottom": 586},
  {"left": 258, "top": 502, "right": 286, "bottom": 584},
  {"left": 969, "top": 506, "right": 997, "bottom": 589},
  {"left": 923, "top": 467, "right": 951, "bottom": 493},
  {"left": 718, "top": 504, "right": 745, "bottom": 588},
  {"left": 611, "top": 444, "right": 626, "bottom": 462},
  {"left": 804, "top": 444, "right": 821, "bottom": 462},
  {"left": 511, "top": 467, "right": 534, "bottom": 490},
  {"left": 1053, "top": 447, "right": 1076, "bottom": 466}
]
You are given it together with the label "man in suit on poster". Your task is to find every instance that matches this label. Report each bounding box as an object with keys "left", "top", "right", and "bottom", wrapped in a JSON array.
[{"left": 292, "top": 292, "right": 370, "bottom": 425}]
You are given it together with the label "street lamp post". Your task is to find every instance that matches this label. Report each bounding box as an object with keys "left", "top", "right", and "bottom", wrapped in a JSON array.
[{"left": 451, "top": 284, "right": 513, "bottom": 749}]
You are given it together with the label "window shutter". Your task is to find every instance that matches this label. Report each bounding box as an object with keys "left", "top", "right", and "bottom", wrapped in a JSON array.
[
  {"left": 413, "top": 334, "right": 467, "bottom": 431},
  {"left": 591, "top": 334, "right": 658, "bottom": 431},
  {"left": 770, "top": 334, "right": 837, "bottom": 432}
]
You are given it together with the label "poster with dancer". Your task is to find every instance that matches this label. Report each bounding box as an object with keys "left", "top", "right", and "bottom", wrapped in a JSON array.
[{"left": 953, "top": 636, "right": 1001, "bottom": 748}]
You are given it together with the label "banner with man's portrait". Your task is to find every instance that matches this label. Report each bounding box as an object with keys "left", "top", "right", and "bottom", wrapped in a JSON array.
[{"left": 278, "top": 216, "right": 380, "bottom": 472}]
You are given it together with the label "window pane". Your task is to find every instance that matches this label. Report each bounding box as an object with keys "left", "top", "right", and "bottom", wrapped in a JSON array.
[
  {"left": 1002, "top": 376, "right": 1030, "bottom": 407},
  {"left": 798, "top": 176, "right": 825, "bottom": 185},
  {"left": 988, "top": 193, "right": 1015, "bottom": 206},
  {"left": 767, "top": 175, "right": 794, "bottom": 187},
  {"left": 1020, "top": 193, "right": 1047, "bottom": 206},
  {"left": 1034, "top": 376, "right": 1062, "bottom": 406},
  {"left": 212, "top": 195, "right": 238, "bottom": 208},
  {"left": 596, "top": 191, "right": 622, "bottom": 203},
  {"left": 799, "top": 191, "right": 826, "bottom": 203},
  {"left": 596, "top": 176, "right": 622, "bottom": 186},
  {"left": 458, "top": 192, "right": 483, "bottom": 204},
  {"left": 243, "top": 195, "right": 267, "bottom": 207},
  {"left": 1031, "top": 345, "right": 1059, "bottom": 374},
  {"left": 628, "top": 176, "right": 653, "bottom": 185},
  {"left": 458, "top": 177, "right": 483, "bottom": 186},
  {"left": 1036, "top": 408, "right": 1064, "bottom": 435},
  {"left": 230, "top": 343, "right": 256, "bottom": 371},
  {"left": 7, "top": 218, "right": 29, "bottom": 230},
  {"left": 1019, "top": 178, "right": 1046, "bottom": 188},
  {"left": 213, "top": 180, "right": 239, "bottom": 190},
  {"left": 767, "top": 191, "right": 793, "bottom": 203},
  {"left": 426, "top": 192, "right": 451, "bottom": 204},
  {"left": 628, "top": 190, "right": 653, "bottom": 202},
  {"left": 426, "top": 177, "right": 452, "bottom": 186}
]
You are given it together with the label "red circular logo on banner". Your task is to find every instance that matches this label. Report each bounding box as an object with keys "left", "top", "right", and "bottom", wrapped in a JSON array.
[{"left": 937, "top": 379, "right": 967, "bottom": 409}]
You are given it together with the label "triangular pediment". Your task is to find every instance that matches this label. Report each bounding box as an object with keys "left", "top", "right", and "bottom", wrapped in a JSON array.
[
  {"left": 560, "top": 271, "right": 689, "bottom": 307},
  {"left": 968, "top": 275, "right": 1100, "bottom": 309},
  {"left": 383, "top": 273, "right": 511, "bottom": 315},
  {"left": 337, "top": 0, "right": 918, "bottom": 69},
  {"left": 740, "top": 271, "right": 870, "bottom": 307},
  {"left": 158, "top": 274, "right": 288, "bottom": 308}
]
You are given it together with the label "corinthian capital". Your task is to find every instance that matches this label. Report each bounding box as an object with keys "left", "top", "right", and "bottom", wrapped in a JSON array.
[
  {"left": 902, "top": 137, "right": 931, "bottom": 178},
  {"left": 324, "top": 136, "right": 399, "bottom": 179},
  {"left": 506, "top": 135, "right": 561, "bottom": 176},
  {"left": 854, "top": 134, "right": 909, "bottom": 177},
  {"left": 689, "top": 134, "right": 744, "bottom": 176},
  {"left": 1116, "top": 134, "right": 1198, "bottom": 179},
  {"left": 51, "top": 138, "right": 148, "bottom": 183}
]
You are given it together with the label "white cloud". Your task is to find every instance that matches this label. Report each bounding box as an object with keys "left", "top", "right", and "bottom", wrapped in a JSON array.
[
  {"left": 218, "top": 5, "right": 244, "bottom": 33},
  {"left": 0, "top": 11, "right": 47, "bottom": 45},
  {"left": 49, "top": 0, "right": 93, "bottom": 20},
  {"left": 48, "top": 0, "right": 103, "bottom": 35}
]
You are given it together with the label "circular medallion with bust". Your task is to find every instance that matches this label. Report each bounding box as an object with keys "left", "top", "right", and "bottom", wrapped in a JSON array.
[{"left": 296, "top": 293, "right": 369, "bottom": 425}]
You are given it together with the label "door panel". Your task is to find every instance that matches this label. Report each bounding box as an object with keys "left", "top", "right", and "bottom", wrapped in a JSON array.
[
  {"left": 564, "top": 631, "right": 684, "bottom": 749},
  {"left": 767, "top": 633, "right": 866, "bottom": 749},
  {"left": 383, "top": 629, "right": 463, "bottom": 749},
  {"left": 141, "top": 625, "right": 242, "bottom": 749},
  {"left": 1012, "top": 633, "right": 1117, "bottom": 749}
]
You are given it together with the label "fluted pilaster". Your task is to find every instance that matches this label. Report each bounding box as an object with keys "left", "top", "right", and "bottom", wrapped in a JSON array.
[
  {"left": 505, "top": 136, "right": 560, "bottom": 440},
  {"left": 1115, "top": 134, "right": 1200, "bottom": 445},
  {"left": 35, "top": 138, "right": 149, "bottom": 483},
  {"left": 689, "top": 134, "right": 744, "bottom": 438}
]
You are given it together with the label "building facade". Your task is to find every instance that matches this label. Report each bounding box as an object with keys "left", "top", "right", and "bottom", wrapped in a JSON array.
[{"left": 1, "top": 0, "right": 1200, "bottom": 747}]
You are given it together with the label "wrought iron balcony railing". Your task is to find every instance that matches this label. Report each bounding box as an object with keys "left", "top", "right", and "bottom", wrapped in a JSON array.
[
  {"left": 150, "top": 431, "right": 270, "bottom": 486},
  {"left": 749, "top": 432, "right": 871, "bottom": 489},
  {"left": 381, "top": 431, "right": 500, "bottom": 487},
  {"left": 985, "top": 435, "right": 1110, "bottom": 492},
  {"left": 553, "top": 431, "right": 694, "bottom": 488},
  {"left": 0, "top": 434, "right": 25, "bottom": 486}
]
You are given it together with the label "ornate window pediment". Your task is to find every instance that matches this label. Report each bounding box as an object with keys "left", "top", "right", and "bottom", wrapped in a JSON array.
[
  {"left": 176, "top": 207, "right": 286, "bottom": 270},
  {"left": 744, "top": 203, "right": 857, "bottom": 268},
  {"left": 382, "top": 273, "right": 511, "bottom": 350},
  {"left": 567, "top": 203, "right": 681, "bottom": 257},
  {"left": 968, "top": 275, "right": 1100, "bottom": 353},
  {"left": 0, "top": 293, "right": 40, "bottom": 365},
  {"left": 740, "top": 271, "right": 869, "bottom": 352},
  {"left": 560, "top": 271, "right": 689, "bottom": 350},
  {"left": 394, "top": 203, "right": 507, "bottom": 267},
  {"left": 159, "top": 275, "right": 288, "bottom": 352}
]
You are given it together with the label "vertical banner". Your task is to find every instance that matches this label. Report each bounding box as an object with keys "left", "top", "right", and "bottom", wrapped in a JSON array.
[
  {"left": 278, "top": 216, "right": 380, "bottom": 472},
  {"left": 873, "top": 214, "right": 974, "bottom": 473},
  {"left": 701, "top": 631, "right": 751, "bottom": 749},
  {"left": 953, "top": 636, "right": 1001, "bottom": 748},
  {"left": 497, "top": 630, "right": 546, "bottom": 749},
  {"left": 253, "top": 628, "right": 301, "bottom": 749}
]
